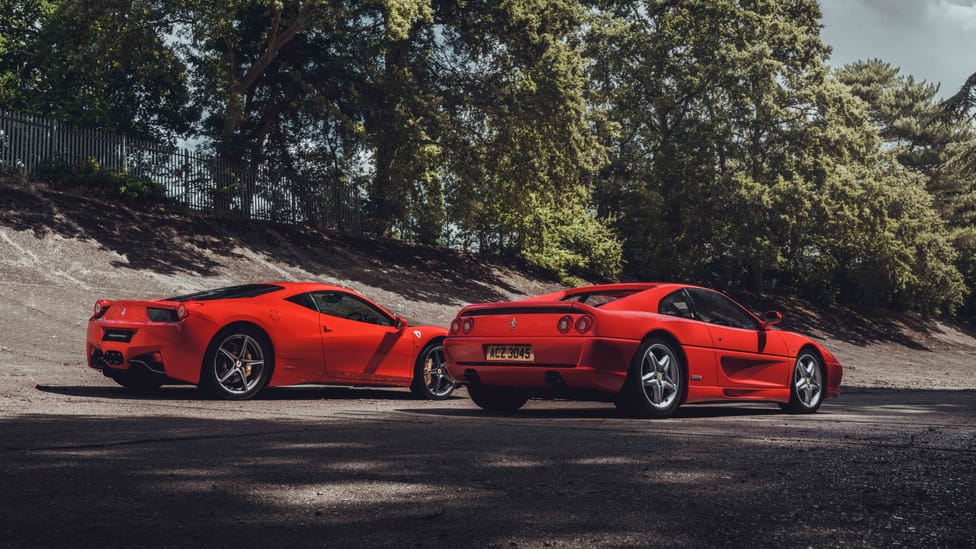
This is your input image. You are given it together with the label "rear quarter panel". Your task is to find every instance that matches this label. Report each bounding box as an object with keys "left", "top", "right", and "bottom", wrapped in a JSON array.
[{"left": 597, "top": 310, "right": 718, "bottom": 386}]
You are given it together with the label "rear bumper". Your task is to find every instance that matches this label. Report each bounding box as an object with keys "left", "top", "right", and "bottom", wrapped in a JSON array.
[
  {"left": 825, "top": 358, "right": 843, "bottom": 399},
  {"left": 86, "top": 319, "right": 211, "bottom": 384},
  {"left": 444, "top": 336, "right": 639, "bottom": 394}
]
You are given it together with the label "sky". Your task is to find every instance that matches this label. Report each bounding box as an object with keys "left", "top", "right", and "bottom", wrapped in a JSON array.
[{"left": 819, "top": 0, "right": 976, "bottom": 99}]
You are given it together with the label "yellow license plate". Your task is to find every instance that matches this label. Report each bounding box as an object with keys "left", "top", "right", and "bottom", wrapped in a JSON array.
[{"left": 485, "top": 344, "right": 534, "bottom": 362}]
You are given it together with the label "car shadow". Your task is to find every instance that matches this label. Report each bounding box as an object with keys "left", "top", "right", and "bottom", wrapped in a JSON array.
[
  {"left": 35, "top": 384, "right": 203, "bottom": 400},
  {"left": 402, "top": 402, "right": 781, "bottom": 420},
  {"left": 33, "top": 384, "right": 465, "bottom": 402}
]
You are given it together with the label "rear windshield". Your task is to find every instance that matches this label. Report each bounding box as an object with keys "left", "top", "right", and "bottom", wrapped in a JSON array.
[
  {"left": 167, "top": 284, "right": 284, "bottom": 302},
  {"left": 558, "top": 290, "right": 639, "bottom": 307}
]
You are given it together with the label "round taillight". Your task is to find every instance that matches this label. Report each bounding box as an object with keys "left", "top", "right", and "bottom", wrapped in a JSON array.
[
  {"left": 462, "top": 318, "right": 474, "bottom": 334},
  {"left": 575, "top": 315, "right": 593, "bottom": 334},
  {"left": 92, "top": 301, "right": 110, "bottom": 319},
  {"left": 450, "top": 319, "right": 461, "bottom": 334},
  {"left": 557, "top": 315, "right": 572, "bottom": 334},
  {"left": 177, "top": 304, "right": 187, "bottom": 320}
]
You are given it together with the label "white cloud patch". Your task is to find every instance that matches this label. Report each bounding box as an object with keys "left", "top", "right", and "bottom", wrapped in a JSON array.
[{"left": 820, "top": 0, "right": 976, "bottom": 98}]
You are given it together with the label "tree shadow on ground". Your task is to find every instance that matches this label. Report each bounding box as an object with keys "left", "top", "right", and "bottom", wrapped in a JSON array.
[
  {"left": 0, "top": 179, "right": 552, "bottom": 306},
  {"left": 732, "top": 290, "right": 976, "bottom": 350},
  {"left": 1, "top": 390, "right": 974, "bottom": 547},
  {"left": 4, "top": 178, "right": 972, "bottom": 345}
]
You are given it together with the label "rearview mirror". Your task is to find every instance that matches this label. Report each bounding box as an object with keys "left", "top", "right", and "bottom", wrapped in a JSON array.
[
  {"left": 396, "top": 317, "right": 409, "bottom": 329},
  {"left": 761, "top": 310, "right": 782, "bottom": 327}
]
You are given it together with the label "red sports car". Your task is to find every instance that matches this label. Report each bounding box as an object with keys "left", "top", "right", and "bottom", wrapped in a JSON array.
[
  {"left": 444, "top": 283, "right": 842, "bottom": 418},
  {"left": 86, "top": 282, "right": 457, "bottom": 400}
]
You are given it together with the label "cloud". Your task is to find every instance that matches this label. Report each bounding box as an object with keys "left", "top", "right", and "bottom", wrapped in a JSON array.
[{"left": 820, "top": 0, "right": 976, "bottom": 97}]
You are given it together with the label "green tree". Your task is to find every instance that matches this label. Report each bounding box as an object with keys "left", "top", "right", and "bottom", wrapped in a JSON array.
[
  {"left": 2, "top": 0, "right": 196, "bottom": 141},
  {"left": 0, "top": 0, "right": 55, "bottom": 108},
  {"left": 586, "top": 0, "right": 964, "bottom": 312},
  {"left": 940, "top": 70, "right": 976, "bottom": 316},
  {"left": 433, "top": 0, "right": 621, "bottom": 277}
]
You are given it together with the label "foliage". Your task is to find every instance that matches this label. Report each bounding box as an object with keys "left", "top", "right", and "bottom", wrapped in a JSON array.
[
  {"left": 3, "top": 0, "right": 975, "bottom": 313},
  {"left": 37, "top": 157, "right": 167, "bottom": 203},
  {"left": 585, "top": 0, "right": 966, "bottom": 314},
  {"left": 940, "top": 69, "right": 976, "bottom": 317},
  {"left": 0, "top": 0, "right": 55, "bottom": 107},
  {"left": 1, "top": 0, "right": 196, "bottom": 141},
  {"left": 834, "top": 60, "right": 974, "bottom": 315}
]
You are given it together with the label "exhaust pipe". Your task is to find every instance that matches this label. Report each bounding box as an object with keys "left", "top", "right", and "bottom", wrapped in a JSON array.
[{"left": 545, "top": 371, "right": 565, "bottom": 387}]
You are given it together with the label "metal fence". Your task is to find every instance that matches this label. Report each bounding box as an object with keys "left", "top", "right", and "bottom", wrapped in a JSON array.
[{"left": 0, "top": 110, "right": 361, "bottom": 232}]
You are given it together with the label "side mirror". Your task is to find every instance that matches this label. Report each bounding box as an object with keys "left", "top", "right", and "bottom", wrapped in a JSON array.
[
  {"left": 396, "top": 317, "right": 409, "bottom": 329},
  {"left": 761, "top": 310, "right": 782, "bottom": 328}
]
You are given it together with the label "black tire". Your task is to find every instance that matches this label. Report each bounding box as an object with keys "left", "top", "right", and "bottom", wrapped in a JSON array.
[
  {"left": 616, "top": 336, "right": 685, "bottom": 419},
  {"left": 780, "top": 350, "right": 826, "bottom": 414},
  {"left": 200, "top": 325, "right": 273, "bottom": 400},
  {"left": 410, "top": 339, "right": 457, "bottom": 400},
  {"left": 467, "top": 384, "right": 529, "bottom": 413},
  {"left": 110, "top": 370, "right": 163, "bottom": 392}
]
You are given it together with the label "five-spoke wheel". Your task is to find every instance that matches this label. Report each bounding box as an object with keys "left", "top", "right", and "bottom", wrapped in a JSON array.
[
  {"left": 410, "top": 340, "right": 457, "bottom": 400},
  {"left": 201, "top": 326, "right": 272, "bottom": 400},
  {"left": 617, "top": 337, "right": 684, "bottom": 418},
  {"left": 781, "top": 351, "right": 825, "bottom": 414}
]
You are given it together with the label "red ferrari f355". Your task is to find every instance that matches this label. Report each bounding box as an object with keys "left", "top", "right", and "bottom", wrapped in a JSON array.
[
  {"left": 443, "top": 283, "right": 842, "bottom": 418},
  {"left": 86, "top": 282, "right": 456, "bottom": 400}
]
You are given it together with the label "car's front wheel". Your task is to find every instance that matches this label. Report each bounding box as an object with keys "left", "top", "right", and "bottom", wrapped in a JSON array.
[
  {"left": 467, "top": 384, "right": 529, "bottom": 413},
  {"left": 780, "top": 351, "right": 825, "bottom": 414},
  {"left": 616, "top": 336, "right": 684, "bottom": 419},
  {"left": 200, "top": 325, "right": 272, "bottom": 400},
  {"left": 410, "top": 339, "right": 457, "bottom": 400}
]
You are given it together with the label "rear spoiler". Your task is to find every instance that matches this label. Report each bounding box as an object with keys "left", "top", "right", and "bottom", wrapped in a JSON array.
[{"left": 457, "top": 301, "right": 594, "bottom": 317}]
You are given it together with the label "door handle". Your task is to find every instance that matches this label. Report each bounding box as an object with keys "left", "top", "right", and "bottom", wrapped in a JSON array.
[{"left": 323, "top": 326, "right": 332, "bottom": 333}]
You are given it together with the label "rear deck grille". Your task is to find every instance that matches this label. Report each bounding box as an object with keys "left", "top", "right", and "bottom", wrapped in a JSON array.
[{"left": 102, "top": 329, "right": 134, "bottom": 343}]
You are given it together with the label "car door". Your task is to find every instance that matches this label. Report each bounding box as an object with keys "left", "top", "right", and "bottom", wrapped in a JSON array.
[
  {"left": 685, "top": 288, "right": 791, "bottom": 389},
  {"left": 310, "top": 291, "right": 415, "bottom": 382},
  {"left": 272, "top": 292, "right": 329, "bottom": 384}
]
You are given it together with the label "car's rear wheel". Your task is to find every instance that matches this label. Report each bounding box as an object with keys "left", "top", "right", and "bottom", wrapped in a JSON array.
[
  {"left": 410, "top": 339, "right": 457, "bottom": 400},
  {"left": 616, "top": 337, "right": 684, "bottom": 419},
  {"left": 467, "top": 384, "right": 529, "bottom": 413},
  {"left": 200, "top": 325, "right": 272, "bottom": 400},
  {"left": 780, "top": 351, "right": 825, "bottom": 414}
]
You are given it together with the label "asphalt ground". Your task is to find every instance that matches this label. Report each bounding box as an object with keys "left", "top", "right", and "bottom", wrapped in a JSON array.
[{"left": 2, "top": 380, "right": 974, "bottom": 548}]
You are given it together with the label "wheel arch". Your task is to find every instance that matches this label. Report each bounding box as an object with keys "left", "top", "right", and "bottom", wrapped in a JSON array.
[
  {"left": 413, "top": 333, "right": 446, "bottom": 375},
  {"left": 206, "top": 320, "right": 277, "bottom": 378},
  {"left": 639, "top": 328, "right": 690, "bottom": 404},
  {"left": 413, "top": 328, "right": 448, "bottom": 361},
  {"left": 797, "top": 343, "right": 831, "bottom": 386}
]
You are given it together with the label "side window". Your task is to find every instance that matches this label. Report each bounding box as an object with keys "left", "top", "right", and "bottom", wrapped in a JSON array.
[
  {"left": 658, "top": 290, "right": 696, "bottom": 319},
  {"left": 285, "top": 292, "right": 318, "bottom": 312},
  {"left": 687, "top": 289, "right": 760, "bottom": 330},
  {"left": 310, "top": 292, "right": 394, "bottom": 327}
]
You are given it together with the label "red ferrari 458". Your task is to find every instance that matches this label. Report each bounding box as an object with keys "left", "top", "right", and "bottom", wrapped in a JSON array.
[
  {"left": 444, "top": 283, "right": 842, "bottom": 418},
  {"left": 86, "top": 282, "right": 457, "bottom": 400}
]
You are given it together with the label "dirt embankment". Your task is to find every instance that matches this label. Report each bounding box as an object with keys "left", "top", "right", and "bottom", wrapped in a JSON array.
[{"left": 1, "top": 177, "right": 974, "bottom": 390}]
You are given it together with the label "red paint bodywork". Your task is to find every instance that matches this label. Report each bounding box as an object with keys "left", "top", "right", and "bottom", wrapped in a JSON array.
[
  {"left": 444, "top": 283, "right": 842, "bottom": 405},
  {"left": 86, "top": 282, "right": 446, "bottom": 389}
]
